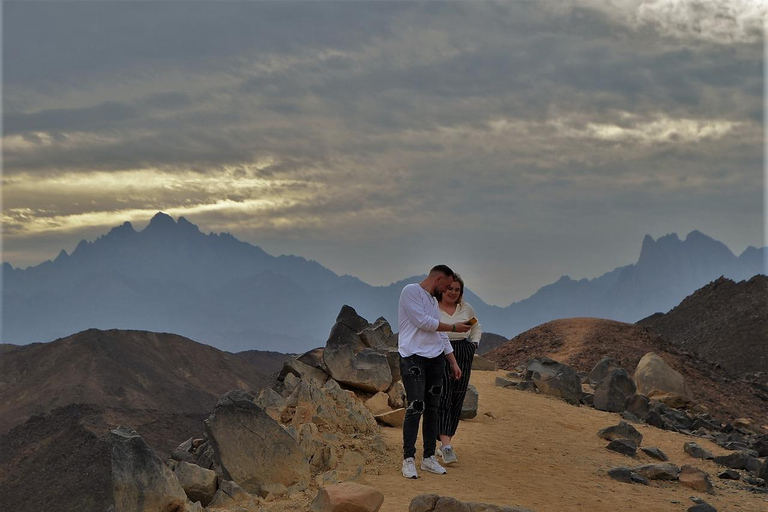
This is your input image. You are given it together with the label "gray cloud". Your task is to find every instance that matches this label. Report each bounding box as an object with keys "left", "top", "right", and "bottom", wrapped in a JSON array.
[{"left": 2, "top": 0, "right": 763, "bottom": 304}]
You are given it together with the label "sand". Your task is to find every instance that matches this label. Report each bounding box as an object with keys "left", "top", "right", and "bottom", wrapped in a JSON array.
[{"left": 364, "top": 370, "right": 768, "bottom": 512}]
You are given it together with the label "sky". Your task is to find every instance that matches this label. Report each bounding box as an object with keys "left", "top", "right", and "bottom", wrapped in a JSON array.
[{"left": 1, "top": 0, "right": 765, "bottom": 306}]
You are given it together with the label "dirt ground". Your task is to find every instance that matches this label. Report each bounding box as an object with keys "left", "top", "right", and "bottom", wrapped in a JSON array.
[{"left": 363, "top": 370, "right": 768, "bottom": 512}]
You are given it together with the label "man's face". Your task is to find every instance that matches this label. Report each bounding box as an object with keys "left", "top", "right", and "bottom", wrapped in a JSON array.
[{"left": 435, "top": 274, "right": 454, "bottom": 295}]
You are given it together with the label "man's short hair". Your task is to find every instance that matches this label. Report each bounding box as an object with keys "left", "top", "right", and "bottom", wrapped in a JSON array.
[{"left": 430, "top": 264, "right": 454, "bottom": 277}]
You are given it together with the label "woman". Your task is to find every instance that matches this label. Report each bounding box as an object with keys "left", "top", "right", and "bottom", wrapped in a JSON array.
[{"left": 436, "top": 273, "right": 482, "bottom": 465}]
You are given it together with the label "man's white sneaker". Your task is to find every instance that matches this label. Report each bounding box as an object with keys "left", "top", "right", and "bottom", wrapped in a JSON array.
[
  {"left": 421, "top": 455, "right": 447, "bottom": 474},
  {"left": 402, "top": 457, "right": 418, "bottom": 479},
  {"left": 441, "top": 446, "right": 458, "bottom": 464}
]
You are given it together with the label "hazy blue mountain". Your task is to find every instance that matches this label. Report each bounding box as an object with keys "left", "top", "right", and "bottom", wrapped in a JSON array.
[{"left": 3, "top": 213, "right": 765, "bottom": 352}]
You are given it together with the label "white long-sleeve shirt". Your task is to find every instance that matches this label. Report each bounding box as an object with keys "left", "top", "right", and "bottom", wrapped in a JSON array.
[
  {"left": 398, "top": 283, "right": 453, "bottom": 358},
  {"left": 440, "top": 301, "right": 482, "bottom": 345}
]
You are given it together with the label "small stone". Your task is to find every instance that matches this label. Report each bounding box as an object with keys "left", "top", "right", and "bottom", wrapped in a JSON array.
[
  {"left": 684, "top": 442, "right": 714, "bottom": 460},
  {"left": 717, "top": 469, "right": 740, "bottom": 480},
  {"left": 606, "top": 439, "right": 637, "bottom": 457},
  {"left": 597, "top": 421, "right": 643, "bottom": 445},
  {"left": 679, "top": 465, "right": 714, "bottom": 494},
  {"left": 641, "top": 447, "right": 668, "bottom": 461}
]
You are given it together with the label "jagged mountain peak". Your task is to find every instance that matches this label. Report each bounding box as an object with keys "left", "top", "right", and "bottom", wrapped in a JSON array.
[{"left": 143, "top": 211, "right": 177, "bottom": 232}]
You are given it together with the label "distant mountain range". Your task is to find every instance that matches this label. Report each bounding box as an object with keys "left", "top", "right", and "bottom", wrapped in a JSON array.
[{"left": 3, "top": 212, "right": 765, "bottom": 352}]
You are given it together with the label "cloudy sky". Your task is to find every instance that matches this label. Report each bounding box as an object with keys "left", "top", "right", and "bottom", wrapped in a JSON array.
[{"left": 2, "top": 0, "right": 765, "bottom": 305}]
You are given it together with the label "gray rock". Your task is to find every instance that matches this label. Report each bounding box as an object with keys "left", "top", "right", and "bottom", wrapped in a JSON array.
[
  {"left": 597, "top": 421, "right": 643, "bottom": 445},
  {"left": 684, "top": 441, "right": 714, "bottom": 460},
  {"left": 388, "top": 380, "right": 407, "bottom": 409},
  {"left": 110, "top": 426, "right": 188, "bottom": 512},
  {"left": 525, "top": 357, "right": 582, "bottom": 406},
  {"left": 172, "top": 437, "right": 197, "bottom": 464},
  {"left": 298, "top": 347, "right": 330, "bottom": 373},
  {"left": 194, "top": 441, "right": 215, "bottom": 470},
  {"left": 687, "top": 502, "right": 717, "bottom": 512},
  {"left": 359, "top": 317, "right": 398, "bottom": 350},
  {"left": 640, "top": 447, "right": 668, "bottom": 461},
  {"left": 208, "top": 479, "right": 260, "bottom": 509},
  {"left": 174, "top": 461, "right": 218, "bottom": 507},
  {"left": 460, "top": 384, "right": 479, "bottom": 420},
  {"left": 410, "top": 494, "right": 537, "bottom": 512},
  {"left": 594, "top": 368, "right": 636, "bottom": 412},
  {"left": 679, "top": 464, "right": 714, "bottom": 494},
  {"left": 632, "top": 463, "right": 680, "bottom": 480},
  {"left": 411, "top": 494, "right": 440, "bottom": 512},
  {"left": 495, "top": 377, "right": 517, "bottom": 389},
  {"left": 606, "top": 439, "right": 637, "bottom": 456},
  {"left": 619, "top": 411, "right": 641, "bottom": 423},
  {"left": 279, "top": 357, "right": 329, "bottom": 388},
  {"left": 759, "top": 458, "right": 768, "bottom": 481},
  {"left": 516, "top": 381, "right": 538, "bottom": 392},
  {"left": 323, "top": 310, "right": 393, "bottom": 393},
  {"left": 204, "top": 389, "right": 310, "bottom": 493},
  {"left": 713, "top": 451, "right": 762, "bottom": 473},
  {"left": 580, "top": 393, "right": 594, "bottom": 406},
  {"left": 717, "top": 469, "right": 741, "bottom": 480},
  {"left": 606, "top": 467, "right": 648, "bottom": 485},
  {"left": 588, "top": 357, "right": 622, "bottom": 386}
]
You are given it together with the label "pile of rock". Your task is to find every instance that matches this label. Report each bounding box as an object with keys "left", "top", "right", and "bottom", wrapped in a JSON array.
[{"left": 495, "top": 352, "right": 768, "bottom": 491}]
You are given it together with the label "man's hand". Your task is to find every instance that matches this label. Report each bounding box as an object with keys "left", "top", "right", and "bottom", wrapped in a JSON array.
[
  {"left": 453, "top": 322, "right": 471, "bottom": 333},
  {"left": 451, "top": 362, "right": 462, "bottom": 380}
]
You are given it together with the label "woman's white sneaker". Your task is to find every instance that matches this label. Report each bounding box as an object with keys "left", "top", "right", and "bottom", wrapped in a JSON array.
[
  {"left": 402, "top": 457, "right": 418, "bottom": 479},
  {"left": 441, "top": 446, "right": 458, "bottom": 464},
  {"left": 420, "top": 455, "right": 447, "bottom": 474}
]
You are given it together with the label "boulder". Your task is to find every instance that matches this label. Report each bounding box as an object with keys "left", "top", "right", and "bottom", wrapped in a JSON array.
[
  {"left": 688, "top": 502, "right": 717, "bottom": 512},
  {"left": 207, "top": 479, "right": 261, "bottom": 510},
  {"left": 364, "top": 392, "right": 393, "bottom": 416},
  {"left": 713, "top": 451, "right": 762, "bottom": 473},
  {"left": 205, "top": 389, "right": 310, "bottom": 493},
  {"left": 525, "top": 358, "right": 582, "bottom": 406},
  {"left": 625, "top": 394, "right": 651, "bottom": 420},
  {"left": 283, "top": 378, "right": 379, "bottom": 434},
  {"left": 299, "top": 347, "right": 330, "bottom": 373},
  {"left": 110, "top": 426, "right": 188, "bottom": 512},
  {"left": 375, "top": 408, "right": 406, "bottom": 427},
  {"left": 593, "top": 368, "right": 636, "bottom": 413},
  {"left": 409, "top": 494, "right": 537, "bottom": 512},
  {"left": 460, "top": 385, "right": 479, "bottom": 420},
  {"left": 684, "top": 442, "right": 714, "bottom": 460},
  {"left": 606, "top": 439, "right": 637, "bottom": 456},
  {"left": 174, "top": 461, "right": 217, "bottom": 506},
  {"left": 172, "top": 438, "right": 197, "bottom": 464},
  {"left": 323, "top": 308, "right": 393, "bottom": 393},
  {"left": 679, "top": 465, "right": 714, "bottom": 493},
  {"left": 597, "top": 421, "right": 643, "bottom": 445},
  {"left": 472, "top": 354, "right": 498, "bottom": 371},
  {"left": 634, "top": 352, "right": 693, "bottom": 400},
  {"left": 255, "top": 387, "right": 287, "bottom": 422},
  {"left": 640, "top": 447, "right": 668, "bottom": 461},
  {"left": 495, "top": 377, "right": 517, "bottom": 389},
  {"left": 607, "top": 467, "right": 649, "bottom": 485},
  {"left": 588, "top": 357, "right": 622, "bottom": 386},
  {"left": 360, "top": 317, "right": 398, "bottom": 350},
  {"left": 280, "top": 357, "right": 330, "bottom": 388},
  {"left": 632, "top": 463, "right": 680, "bottom": 481},
  {"left": 652, "top": 392, "right": 696, "bottom": 409}
]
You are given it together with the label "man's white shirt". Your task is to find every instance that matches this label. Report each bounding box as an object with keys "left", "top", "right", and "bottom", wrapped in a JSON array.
[{"left": 398, "top": 283, "right": 453, "bottom": 358}]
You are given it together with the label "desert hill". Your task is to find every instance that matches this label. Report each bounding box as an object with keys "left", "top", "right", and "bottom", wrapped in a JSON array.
[
  {"left": 638, "top": 275, "right": 768, "bottom": 380},
  {"left": 484, "top": 317, "right": 767, "bottom": 426},
  {"left": 0, "top": 329, "right": 287, "bottom": 434},
  {"left": 0, "top": 403, "right": 207, "bottom": 512}
]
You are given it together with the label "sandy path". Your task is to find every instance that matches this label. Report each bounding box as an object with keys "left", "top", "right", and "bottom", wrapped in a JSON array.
[{"left": 365, "top": 370, "right": 768, "bottom": 512}]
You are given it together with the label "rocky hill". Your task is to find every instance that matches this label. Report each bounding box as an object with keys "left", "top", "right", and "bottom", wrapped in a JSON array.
[
  {"left": 0, "top": 329, "right": 287, "bottom": 434},
  {"left": 484, "top": 317, "right": 767, "bottom": 426},
  {"left": 637, "top": 275, "right": 768, "bottom": 380}
]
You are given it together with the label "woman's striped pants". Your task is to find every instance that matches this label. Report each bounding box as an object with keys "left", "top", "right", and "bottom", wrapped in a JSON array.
[{"left": 438, "top": 338, "right": 477, "bottom": 437}]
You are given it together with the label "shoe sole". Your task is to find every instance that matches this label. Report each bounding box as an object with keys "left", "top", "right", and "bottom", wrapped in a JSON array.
[
  {"left": 403, "top": 474, "right": 418, "bottom": 479},
  {"left": 442, "top": 458, "right": 457, "bottom": 465},
  {"left": 421, "top": 467, "right": 447, "bottom": 475}
]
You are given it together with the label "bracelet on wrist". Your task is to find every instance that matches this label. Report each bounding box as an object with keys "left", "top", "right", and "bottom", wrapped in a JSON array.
[{"left": 451, "top": 324, "right": 456, "bottom": 332}]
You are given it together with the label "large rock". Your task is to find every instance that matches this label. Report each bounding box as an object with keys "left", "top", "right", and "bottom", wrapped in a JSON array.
[
  {"left": 204, "top": 389, "right": 310, "bottom": 494},
  {"left": 207, "top": 479, "right": 261, "bottom": 510},
  {"left": 280, "top": 357, "right": 330, "bottom": 389},
  {"left": 255, "top": 387, "right": 287, "bottom": 422},
  {"left": 679, "top": 465, "right": 714, "bottom": 494},
  {"left": 110, "top": 426, "right": 188, "bottom": 512},
  {"left": 593, "top": 368, "right": 636, "bottom": 412},
  {"left": 460, "top": 384, "right": 479, "bottom": 420},
  {"left": 364, "top": 392, "right": 392, "bottom": 416},
  {"left": 713, "top": 451, "right": 762, "bottom": 473},
  {"left": 597, "top": 421, "right": 643, "bottom": 445},
  {"left": 588, "top": 357, "right": 622, "bottom": 386},
  {"left": 283, "top": 378, "right": 379, "bottom": 435},
  {"left": 174, "top": 461, "right": 218, "bottom": 506},
  {"left": 632, "top": 463, "right": 680, "bottom": 481},
  {"left": 525, "top": 358, "right": 582, "bottom": 406},
  {"left": 323, "top": 307, "right": 393, "bottom": 393},
  {"left": 359, "top": 317, "right": 398, "bottom": 350},
  {"left": 375, "top": 408, "right": 405, "bottom": 427},
  {"left": 409, "top": 494, "right": 537, "bottom": 512},
  {"left": 311, "top": 482, "right": 384, "bottom": 512},
  {"left": 634, "top": 352, "right": 693, "bottom": 400}
]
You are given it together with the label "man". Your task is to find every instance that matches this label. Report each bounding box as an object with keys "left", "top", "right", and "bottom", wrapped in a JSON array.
[{"left": 398, "top": 264, "right": 471, "bottom": 479}]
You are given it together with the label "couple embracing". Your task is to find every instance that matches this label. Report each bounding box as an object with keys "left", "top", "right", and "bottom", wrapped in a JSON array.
[{"left": 397, "top": 264, "right": 482, "bottom": 479}]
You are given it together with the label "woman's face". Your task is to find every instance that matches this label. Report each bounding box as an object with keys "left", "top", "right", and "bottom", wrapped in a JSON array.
[{"left": 444, "top": 282, "right": 462, "bottom": 305}]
